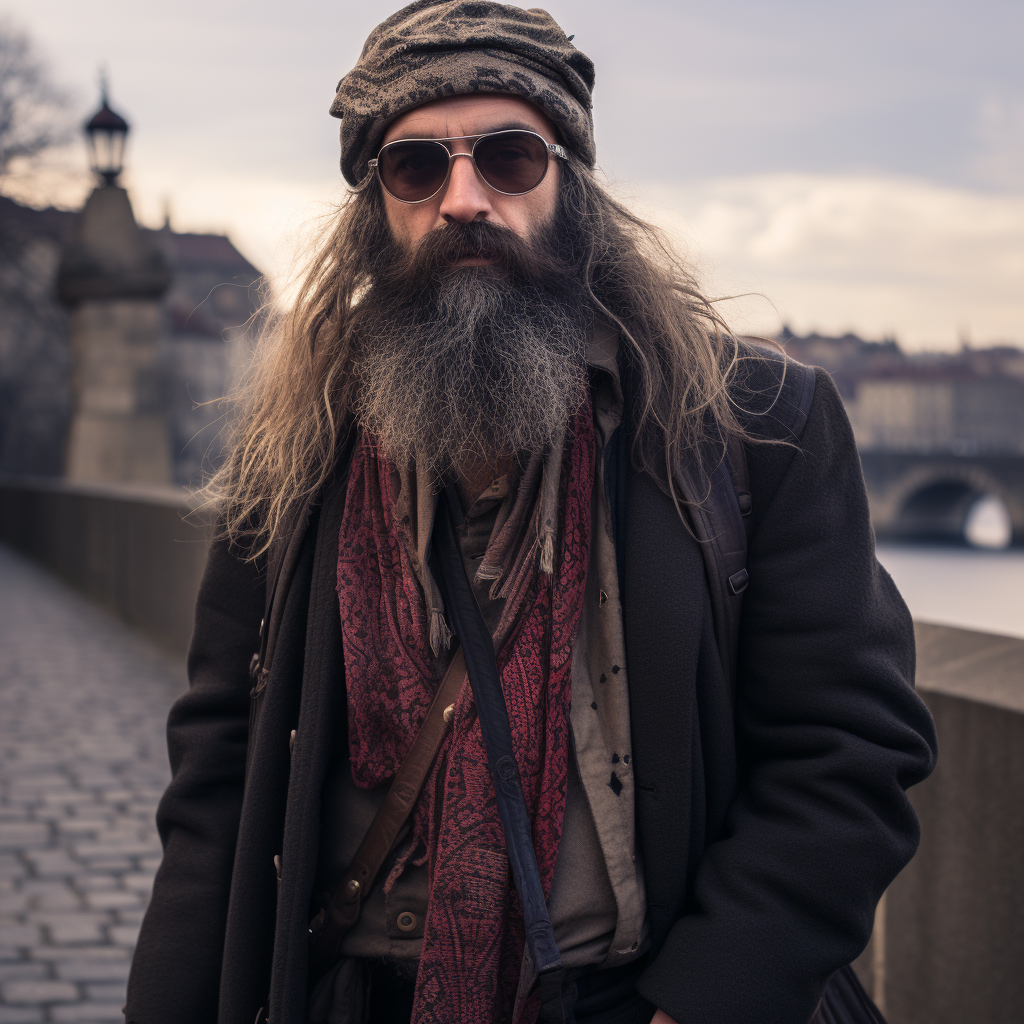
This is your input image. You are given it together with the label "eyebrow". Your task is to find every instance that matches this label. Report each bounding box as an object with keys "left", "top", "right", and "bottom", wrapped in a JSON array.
[{"left": 386, "top": 119, "right": 543, "bottom": 143}]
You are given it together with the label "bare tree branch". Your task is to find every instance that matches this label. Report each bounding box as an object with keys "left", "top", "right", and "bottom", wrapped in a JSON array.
[{"left": 0, "top": 18, "right": 73, "bottom": 178}]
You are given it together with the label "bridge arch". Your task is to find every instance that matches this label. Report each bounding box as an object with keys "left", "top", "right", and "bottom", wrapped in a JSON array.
[{"left": 889, "top": 465, "right": 1015, "bottom": 546}]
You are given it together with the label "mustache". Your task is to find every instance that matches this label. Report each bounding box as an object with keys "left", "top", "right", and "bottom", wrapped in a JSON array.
[{"left": 369, "top": 219, "right": 578, "bottom": 294}]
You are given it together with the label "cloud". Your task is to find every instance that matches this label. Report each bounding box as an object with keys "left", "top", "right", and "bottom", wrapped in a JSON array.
[
  {"left": 5, "top": 0, "right": 1020, "bottom": 351},
  {"left": 972, "top": 94, "right": 1024, "bottom": 189},
  {"left": 628, "top": 174, "right": 1024, "bottom": 349}
]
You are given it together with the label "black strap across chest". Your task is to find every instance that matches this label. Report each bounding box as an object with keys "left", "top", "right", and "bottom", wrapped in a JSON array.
[{"left": 431, "top": 483, "right": 571, "bottom": 1023}]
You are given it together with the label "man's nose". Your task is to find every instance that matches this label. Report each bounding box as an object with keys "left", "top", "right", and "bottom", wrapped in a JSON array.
[{"left": 438, "top": 153, "right": 493, "bottom": 223}]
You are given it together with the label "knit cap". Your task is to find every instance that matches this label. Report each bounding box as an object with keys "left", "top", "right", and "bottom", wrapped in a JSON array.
[{"left": 330, "top": 0, "right": 595, "bottom": 186}]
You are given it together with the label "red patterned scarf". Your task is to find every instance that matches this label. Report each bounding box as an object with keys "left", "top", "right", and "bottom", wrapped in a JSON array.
[{"left": 336, "top": 403, "right": 594, "bottom": 1023}]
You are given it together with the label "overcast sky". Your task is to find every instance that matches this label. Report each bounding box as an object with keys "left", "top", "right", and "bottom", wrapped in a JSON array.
[{"left": 6, "top": 0, "right": 1023, "bottom": 348}]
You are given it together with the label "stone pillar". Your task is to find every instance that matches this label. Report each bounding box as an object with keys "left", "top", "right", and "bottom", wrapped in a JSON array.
[{"left": 57, "top": 184, "right": 172, "bottom": 484}]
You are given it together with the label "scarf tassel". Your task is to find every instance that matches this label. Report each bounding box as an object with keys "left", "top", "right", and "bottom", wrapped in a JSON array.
[
  {"left": 429, "top": 607, "right": 452, "bottom": 657},
  {"left": 539, "top": 530, "right": 555, "bottom": 576}
]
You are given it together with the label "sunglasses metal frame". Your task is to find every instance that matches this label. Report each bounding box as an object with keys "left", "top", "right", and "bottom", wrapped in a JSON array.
[{"left": 366, "top": 129, "right": 568, "bottom": 204}]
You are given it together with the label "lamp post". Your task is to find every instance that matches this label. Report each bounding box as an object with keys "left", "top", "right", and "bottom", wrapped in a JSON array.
[{"left": 56, "top": 82, "right": 173, "bottom": 485}]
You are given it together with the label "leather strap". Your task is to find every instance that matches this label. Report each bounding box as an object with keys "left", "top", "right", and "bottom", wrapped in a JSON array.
[{"left": 307, "top": 646, "right": 467, "bottom": 980}]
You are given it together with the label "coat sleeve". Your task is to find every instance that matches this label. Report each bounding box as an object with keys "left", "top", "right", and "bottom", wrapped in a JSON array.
[
  {"left": 125, "top": 538, "right": 264, "bottom": 1024},
  {"left": 637, "top": 369, "right": 938, "bottom": 1024}
]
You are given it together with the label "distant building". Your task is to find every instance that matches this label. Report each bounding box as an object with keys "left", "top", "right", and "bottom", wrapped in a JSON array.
[
  {"left": 0, "top": 194, "right": 262, "bottom": 484},
  {"left": 778, "top": 327, "right": 1024, "bottom": 456},
  {"left": 776, "top": 326, "right": 905, "bottom": 400},
  {"left": 847, "top": 374, "right": 1024, "bottom": 456},
  {"left": 153, "top": 225, "right": 263, "bottom": 485}
]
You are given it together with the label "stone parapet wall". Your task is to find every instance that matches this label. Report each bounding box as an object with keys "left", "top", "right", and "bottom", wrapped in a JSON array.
[
  {"left": 0, "top": 477, "right": 209, "bottom": 654},
  {"left": 853, "top": 622, "right": 1024, "bottom": 1024}
]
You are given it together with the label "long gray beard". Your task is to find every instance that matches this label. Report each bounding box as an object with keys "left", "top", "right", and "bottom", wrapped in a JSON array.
[{"left": 354, "top": 268, "right": 589, "bottom": 477}]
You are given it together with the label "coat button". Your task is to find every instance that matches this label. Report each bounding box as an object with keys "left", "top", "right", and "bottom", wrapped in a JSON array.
[
  {"left": 396, "top": 911, "right": 417, "bottom": 932},
  {"left": 289, "top": 729, "right": 296, "bottom": 753},
  {"left": 274, "top": 855, "right": 282, "bottom": 880}
]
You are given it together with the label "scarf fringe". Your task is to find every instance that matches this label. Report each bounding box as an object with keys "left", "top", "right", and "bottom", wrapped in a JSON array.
[
  {"left": 539, "top": 531, "right": 555, "bottom": 576},
  {"left": 429, "top": 608, "right": 452, "bottom": 657}
]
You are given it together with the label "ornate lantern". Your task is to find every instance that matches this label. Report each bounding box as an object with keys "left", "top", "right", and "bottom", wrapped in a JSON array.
[{"left": 84, "top": 83, "right": 129, "bottom": 186}]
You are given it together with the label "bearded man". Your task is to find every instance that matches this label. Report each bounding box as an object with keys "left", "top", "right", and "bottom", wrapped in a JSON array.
[{"left": 125, "top": 4, "right": 937, "bottom": 1024}]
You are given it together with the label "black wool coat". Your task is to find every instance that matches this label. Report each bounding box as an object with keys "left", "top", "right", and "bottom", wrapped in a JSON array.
[{"left": 125, "top": 361, "right": 937, "bottom": 1024}]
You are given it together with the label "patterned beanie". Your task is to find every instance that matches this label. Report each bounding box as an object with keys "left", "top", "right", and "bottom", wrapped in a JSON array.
[{"left": 330, "top": 0, "right": 596, "bottom": 187}]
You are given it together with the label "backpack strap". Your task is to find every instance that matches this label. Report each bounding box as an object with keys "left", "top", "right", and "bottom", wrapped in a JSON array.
[
  {"left": 430, "top": 484, "right": 570, "bottom": 1024},
  {"left": 677, "top": 358, "right": 817, "bottom": 687}
]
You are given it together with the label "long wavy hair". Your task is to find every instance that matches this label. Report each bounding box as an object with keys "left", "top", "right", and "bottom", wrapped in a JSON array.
[{"left": 204, "top": 156, "right": 757, "bottom": 559}]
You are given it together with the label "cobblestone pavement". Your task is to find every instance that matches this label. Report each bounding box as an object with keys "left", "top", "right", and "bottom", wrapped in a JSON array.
[{"left": 0, "top": 545, "right": 185, "bottom": 1024}]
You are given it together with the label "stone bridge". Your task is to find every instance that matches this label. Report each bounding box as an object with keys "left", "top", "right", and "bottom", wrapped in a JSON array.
[
  {"left": 860, "top": 451, "right": 1024, "bottom": 545},
  {"left": 2, "top": 479, "right": 1024, "bottom": 1024}
]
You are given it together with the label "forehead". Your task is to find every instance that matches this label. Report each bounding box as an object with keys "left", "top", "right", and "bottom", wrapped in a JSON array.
[{"left": 382, "top": 94, "right": 558, "bottom": 145}]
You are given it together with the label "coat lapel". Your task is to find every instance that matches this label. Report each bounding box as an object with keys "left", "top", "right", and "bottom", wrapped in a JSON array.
[
  {"left": 623, "top": 463, "right": 711, "bottom": 947},
  {"left": 268, "top": 474, "right": 351, "bottom": 1023}
]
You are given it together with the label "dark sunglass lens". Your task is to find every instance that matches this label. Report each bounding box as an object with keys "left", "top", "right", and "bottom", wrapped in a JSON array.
[
  {"left": 378, "top": 141, "right": 450, "bottom": 202},
  {"left": 474, "top": 131, "right": 549, "bottom": 195}
]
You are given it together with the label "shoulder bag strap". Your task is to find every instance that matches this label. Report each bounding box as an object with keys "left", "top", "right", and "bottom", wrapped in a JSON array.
[
  {"left": 307, "top": 645, "right": 467, "bottom": 982},
  {"left": 431, "top": 485, "right": 570, "bottom": 1024}
]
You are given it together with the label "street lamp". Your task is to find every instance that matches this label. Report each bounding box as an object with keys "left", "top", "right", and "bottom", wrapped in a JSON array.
[{"left": 84, "top": 82, "right": 129, "bottom": 186}]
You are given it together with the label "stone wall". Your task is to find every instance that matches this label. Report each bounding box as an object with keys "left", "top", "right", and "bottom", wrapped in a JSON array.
[
  {"left": 853, "top": 622, "right": 1024, "bottom": 1024},
  {"left": 0, "top": 478, "right": 207, "bottom": 654}
]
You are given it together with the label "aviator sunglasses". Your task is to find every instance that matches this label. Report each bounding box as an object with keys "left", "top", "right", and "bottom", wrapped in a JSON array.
[{"left": 368, "top": 129, "right": 568, "bottom": 204}]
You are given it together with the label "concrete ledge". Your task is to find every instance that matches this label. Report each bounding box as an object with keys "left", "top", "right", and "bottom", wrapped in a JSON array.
[
  {"left": 854, "top": 622, "right": 1024, "bottom": 1024},
  {"left": 0, "top": 476, "right": 209, "bottom": 654},
  {"left": 914, "top": 619, "right": 1024, "bottom": 713}
]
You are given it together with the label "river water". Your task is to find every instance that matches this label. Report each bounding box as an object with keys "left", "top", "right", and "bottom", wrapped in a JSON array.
[{"left": 875, "top": 543, "right": 1024, "bottom": 640}]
